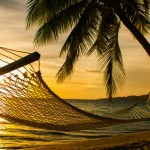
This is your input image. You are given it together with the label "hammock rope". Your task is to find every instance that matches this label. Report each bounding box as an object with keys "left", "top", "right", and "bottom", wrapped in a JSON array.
[
  {"left": 105, "top": 94, "right": 150, "bottom": 119},
  {"left": 0, "top": 47, "right": 149, "bottom": 131}
]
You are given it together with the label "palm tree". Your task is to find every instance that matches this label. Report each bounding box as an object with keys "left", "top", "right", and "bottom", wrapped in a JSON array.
[{"left": 26, "top": 0, "right": 150, "bottom": 102}]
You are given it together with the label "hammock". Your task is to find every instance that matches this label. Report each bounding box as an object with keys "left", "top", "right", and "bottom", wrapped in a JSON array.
[
  {"left": 105, "top": 94, "right": 150, "bottom": 119},
  {"left": 0, "top": 47, "right": 149, "bottom": 132}
]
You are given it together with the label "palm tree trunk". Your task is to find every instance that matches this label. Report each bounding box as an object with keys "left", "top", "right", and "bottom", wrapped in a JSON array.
[{"left": 113, "top": 6, "right": 150, "bottom": 56}]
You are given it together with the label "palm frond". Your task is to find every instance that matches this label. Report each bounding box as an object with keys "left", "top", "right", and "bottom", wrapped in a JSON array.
[
  {"left": 87, "top": 17, "right": 111, "bottom": 55},
  {"left": 120, "top": 0, "right": 150, "bottom": 34},
  {"left": 56, "top": 55, "right": 74, "bottom": 83},
  {"left": 87, "top": 16, "right": 107, "bottom": 55},
  {"left": 96, "top": 12, "right": 125, "bottom": 102},
  {"left": 26, "top": 0, "right": 40, "bottom": 28},
  {"left": 88, "top": 9, "right": 120, "bottom": 55},
  {"left": 33, "top": 1, "right": 86, "bottom": 45},
  {"left": 144, "top": 0, "right": 150, "bottom": 10},
  {"left": 99, "top": 45, "right": 125, "bottom": 102},
  {"left": 26, "top": 0, "right": 83, "bottom": 28},
  {"left": 57, "top": 0, "right": 101, "bottom": 82}
]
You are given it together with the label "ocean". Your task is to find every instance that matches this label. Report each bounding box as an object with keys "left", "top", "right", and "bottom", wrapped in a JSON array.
[{"left": 0, "top": 99, "right": 150, "bottom": 149}]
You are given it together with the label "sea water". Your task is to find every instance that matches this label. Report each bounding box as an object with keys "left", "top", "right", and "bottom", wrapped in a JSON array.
[{"left": 0, "top": 99, "right": 149, "bottom": 149}]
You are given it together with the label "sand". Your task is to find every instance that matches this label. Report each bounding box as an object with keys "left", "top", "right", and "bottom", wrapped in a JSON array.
[{"left": 27, "top": 131, "right": 150, "bottom": 150}]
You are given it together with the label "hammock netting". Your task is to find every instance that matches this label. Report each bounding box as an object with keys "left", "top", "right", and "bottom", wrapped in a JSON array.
[{"left": 0, "top": 47, "right": 149, "bottom": 131}]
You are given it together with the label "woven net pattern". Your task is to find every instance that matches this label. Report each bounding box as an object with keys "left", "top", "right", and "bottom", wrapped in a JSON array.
[
  {"left": 0, "top": 47, "right": 149, "bottom": 131},
  {"left": 105, "top": 94, "right": 150, "bottom": 119}
]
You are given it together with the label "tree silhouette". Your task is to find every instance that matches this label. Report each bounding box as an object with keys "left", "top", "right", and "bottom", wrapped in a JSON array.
[{"left": 26, "top": 0, "right": 150, "bottom": 102}]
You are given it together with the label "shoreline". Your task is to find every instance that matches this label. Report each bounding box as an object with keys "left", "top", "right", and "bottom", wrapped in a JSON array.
[{"left": 26, "top": 131, "right": 150, "bottom": 150}]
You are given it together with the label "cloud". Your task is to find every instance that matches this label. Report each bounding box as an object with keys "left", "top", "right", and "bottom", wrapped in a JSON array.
[
  {"left": 85, "top": 70, "right": 101, "bottom": 73},
  {"left": 0, "top": 0, "right": 24, "bottom": 11},
  {"left": 0, "top": 0, "right": 26, "bottom": 26},
  {"left": 62, "top": 81, "right": 103, "bottom": 86},
  {"left": 41, "top": 54, "right": 60, "bottom": 60}
]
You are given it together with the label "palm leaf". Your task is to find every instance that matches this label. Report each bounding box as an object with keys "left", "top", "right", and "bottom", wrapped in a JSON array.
[
  {"left": 144, "top": 0, "right": 150, "bottom": 10},
  {"left": 26, "top": 0, "right": 84, "bottom": 28},
  {"left": 97, "top": 12, "right": 125, "bottom": 102},
  {"left": 120, "top": 0, "right": 150, "bottom": 34},
  {"left": 33, "top": 1, "right": 86, "bottom": 45},
  {"left": 87, "top": 9, "right": 118, "bottom": 56},
  {"left": 57, "top": 0, "right": 101, "bottom": 82},
  {"left": 100, "top": 43, "right": 125, "bottom": 103}
]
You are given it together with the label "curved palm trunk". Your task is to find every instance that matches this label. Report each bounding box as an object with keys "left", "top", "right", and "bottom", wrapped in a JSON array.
[{"left": 113, "top": 6, "right": 150, "bottom": 56}]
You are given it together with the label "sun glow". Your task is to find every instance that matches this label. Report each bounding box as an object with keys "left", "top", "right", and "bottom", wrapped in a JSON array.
[
  {"left": 0, "top": 118, "right": 6, "bottom": 122},
  {"left": 0, "top": 58, "right": 29, "bottom": 81}
]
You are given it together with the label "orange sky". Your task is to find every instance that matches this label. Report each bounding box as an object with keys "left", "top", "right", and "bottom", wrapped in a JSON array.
[{"left": 0, "top": 1, "right": 149, "bottom": 99}]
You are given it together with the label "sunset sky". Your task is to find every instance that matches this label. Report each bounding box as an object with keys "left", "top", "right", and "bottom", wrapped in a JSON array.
[{"left": 0, "top": 0, "right": 149, "bottom": 99}]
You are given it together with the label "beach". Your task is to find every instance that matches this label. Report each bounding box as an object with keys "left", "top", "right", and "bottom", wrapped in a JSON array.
[{"left": 27, "top": 131, "right": 150, "bottom": 150}]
